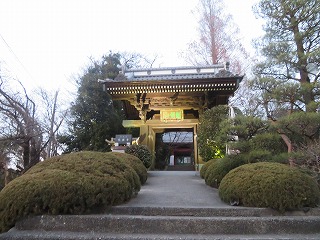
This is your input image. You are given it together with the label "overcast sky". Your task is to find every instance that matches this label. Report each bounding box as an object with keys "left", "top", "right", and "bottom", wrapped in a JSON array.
[{"left": 0, "top": 0, "right": 263, "bottom": 94}]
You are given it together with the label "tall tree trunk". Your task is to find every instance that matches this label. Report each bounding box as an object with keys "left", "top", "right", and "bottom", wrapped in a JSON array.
[
  {"left": 29, "top": 138, "right": 41, "bottom": 170},
  {"left": 4, "top": 167, "right": 9, "bottom": 186},
  {"left": 289, "top": 12, "right": 314, "bottom": 109},
  {"left": 47, "top": 91, "right": 58, "bottom": 158},
  {"left": 22, "top": 141, "right": 30, "bottom": 170},
  {"left": 279, "top": 133, "right": 294, "bottom": 167}
]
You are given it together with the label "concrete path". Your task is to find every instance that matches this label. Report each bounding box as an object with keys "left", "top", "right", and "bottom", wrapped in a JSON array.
[{"left": 122, "top": 171, "right": 231, "bottom": 208}]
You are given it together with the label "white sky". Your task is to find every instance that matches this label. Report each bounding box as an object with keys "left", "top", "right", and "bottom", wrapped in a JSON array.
[{"left": 0, "top": 0, "right": 263, "bottom": 94}]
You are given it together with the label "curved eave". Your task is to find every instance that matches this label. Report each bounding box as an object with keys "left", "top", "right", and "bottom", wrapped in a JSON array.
[
  {"left": 105, "top": 75, "right": 243, "bottom": 85},
  {"left": 103, "top": 75, "right": 243, "bottom": 97}
]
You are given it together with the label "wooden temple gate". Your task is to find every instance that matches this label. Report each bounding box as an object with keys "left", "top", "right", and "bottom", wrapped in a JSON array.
[{"left": 100, "top": 64, "right": 243, "bottom": 170}]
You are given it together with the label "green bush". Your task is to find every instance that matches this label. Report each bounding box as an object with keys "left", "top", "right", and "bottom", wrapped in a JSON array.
[
  {"left": 225, "top": 149, "right": 289, "bottom": 166},
  {"left": 200, "top": 159, "right": 216, "bottom": 179},
  {"left": 0, "top": 151, "right": 141, "bottom": 233},
  {"left": 197, "top": 105, "right": 229, "bottom": 162},
  {"left": 249, "top": 133, "right": 287, "bottom": 155},
  {"left": 125, "top": 145, "right": 152, "bottom": 169},
  {"left": 26, "top": 151, "right": 141, "bottom": 192},
  {"left": 247, "top": 150, "right": 272, "bottom": 163},
  {"left": 205, "top": 155, "right": 246, "bottom": 188},
  {"left": 219, "top": 162, "right": 320, "bottom": 212},
  {"left": 154, "top": 140, "right": 169, "bottom": 170},
  {"left": 105, "top": 152, "right": 148, "bottom": 185},
  {"left": 269, "top": 153, "right": 290, "bottom": 164}
]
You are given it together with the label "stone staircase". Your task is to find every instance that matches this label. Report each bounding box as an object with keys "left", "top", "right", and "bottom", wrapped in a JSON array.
[{"left": 1, "top": 206, "right": 320, "bottom": 239}]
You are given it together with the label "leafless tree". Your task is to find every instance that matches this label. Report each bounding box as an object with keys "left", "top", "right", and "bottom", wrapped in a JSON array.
[
  {"left": 182, "top": 0, "right": 252, "bottom": 75},
  {"left": 36, "top": 88, "right": 67, "bottom": 159},
  {"left": 0, "top": 75, "right": 67, "bottom": 177},
  {"left": 0, "top": 78, "right": 42, "bottom": 171},
  {"left": 119, "top": 51, "right": 159, "bottom": 69},
  {"left": 181, "top": 0, "right": 259, "bottom": 115}
]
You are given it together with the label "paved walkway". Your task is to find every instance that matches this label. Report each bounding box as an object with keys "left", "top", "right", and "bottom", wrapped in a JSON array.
[{"left": 123, "top": 171, "right": 231, "bottom": 208}]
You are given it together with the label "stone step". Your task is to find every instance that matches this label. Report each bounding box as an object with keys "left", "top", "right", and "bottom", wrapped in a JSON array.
[
  {"left": 1, "top": 206, "right": 320, "bottom": 239},
  {"left": 6, "top": 214, "right": 320, "bottom": 235},
  {"left": 2, "top": 231, "right": 320, "bottom": 240},
  {"left": 108, "top": 205, "right": 320, "bottom": 217}
]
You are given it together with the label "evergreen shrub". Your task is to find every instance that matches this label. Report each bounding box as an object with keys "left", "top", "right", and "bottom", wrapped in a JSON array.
[
  {"left": 200, "top": 159, "right": 216, "bottom": 179},
  {"left": 269, "top": 153, "right": 289, "bottom": 164},
  {"left": 247, "top": 150, "right": 272, "bottom": 163},
  {"left": 197, "top": 105, "right": 229, "bottom": 162},
  {"left": 105, "top": 152, "right": 148, "bottom": 184},
  {"left": 249, "top": 133, "right": 287, "bottom": 155},
  {"left": 0, "top": 151, "right": 140, "bottom": 233},
  {"left": 205, "top": 155, "right": 246, "bottom": 188},
  {"left": 125, "top": 145, "right": 152, "bottom": 169},
  {"left": 219, "top": 162, "right": 320, "bottom": 212}
]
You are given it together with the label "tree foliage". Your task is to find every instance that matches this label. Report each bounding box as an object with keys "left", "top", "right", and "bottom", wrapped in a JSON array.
[
  {"left": 252, "top": 0, "right": 320, "bottom": 112},
  {"left": 276, "top": 112, "right": 320, "bottom": 145},
  {"left": 198, "top": 105, "right": 229, "bottom": 162},
  {"left": 249, "top": 0, "right": 320, "bottom": 167},
  {"left": 293, "top": 140, "right": 320, "bottom": 182},
  {"left": 59, "top": 52, "right": 125, "bottom": 152},
  {"left": 59, "top": 51, "right": 153, "bottom": 153},
  {"left": 218, "top": 115, "right": 288, "bottom": 164}
]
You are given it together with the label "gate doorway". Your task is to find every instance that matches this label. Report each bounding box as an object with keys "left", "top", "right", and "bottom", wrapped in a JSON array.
[{"left": 155, "top": 128, "right": 195, "bottom": 171}]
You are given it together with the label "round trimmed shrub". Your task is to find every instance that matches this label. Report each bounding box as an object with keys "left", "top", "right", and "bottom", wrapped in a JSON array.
[
  {"left": 105, "top": 152, "right": 148, "bottom": 185},
  {"left": 0, "top": 151, "right": 140, "bottom": 233},
  {"left": 219, "top": 162, "right": 320, "bottom": 212},
  {"left": 200, "top": 159, "right": 217, "bottom": 179},
  {"left": 125, "top": 145, "right": 152, "bottom": 169},
  {"left": 205, "top": 155, "right": 246, "bottom": 188},
  {"left": 26, "top": 151, "right": 141, "bottom": 193}
]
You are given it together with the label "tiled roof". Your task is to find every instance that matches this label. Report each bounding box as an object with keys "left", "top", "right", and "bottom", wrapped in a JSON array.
[
  {"left": 124, "top": 73, "right": 236, "bottom": 82},
  {"left": 107, "top": 64, "right": 240, "bottom": 83},
  {"left": 124, "top": 64, "right": 225, "bottom": 72}
]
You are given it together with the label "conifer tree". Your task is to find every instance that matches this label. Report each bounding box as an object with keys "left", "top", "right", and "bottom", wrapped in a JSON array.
[{"left": 59, "top": 52, "right": 125, "bottom": 152}]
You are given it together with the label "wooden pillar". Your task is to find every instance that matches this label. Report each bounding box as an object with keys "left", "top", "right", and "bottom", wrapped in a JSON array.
[
  {"left": 193, "top": 124, "right": 199, "bottom": 171},
  {"left": 139, "top": 125, "right": 149, "bottom": 146},
  {"left": 139, "top": 124, "right": 156, "bottom": 169},
  {"left": 148, "top": 127, "right": 156, "bottom": 169}
]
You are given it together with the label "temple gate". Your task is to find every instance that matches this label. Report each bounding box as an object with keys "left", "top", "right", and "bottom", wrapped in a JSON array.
[{"left": 100, "top": 63, "right": 243, "bottom": 170}]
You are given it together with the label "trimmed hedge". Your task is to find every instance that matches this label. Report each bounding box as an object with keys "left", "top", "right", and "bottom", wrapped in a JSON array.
[
  {"left": 125, "top": 145, "right": 152, "bottom": 169},
  {"left": 0, "top": 151, "right": 141, "bottom": 233},
  {"left": 105, "top": 152, "right": 148, "bottom": 185},
  {"left": 205, "top": 156, "right": 246, "bottom": 188},
  {"left": 200, "top": 159, "right": 217, "bottom": 179},
  {"left": 219, "top": 162, "right": 320, "bottom": 212},
  {"left": 25, "top": 151, "right": 141, "bottom": 192}
]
